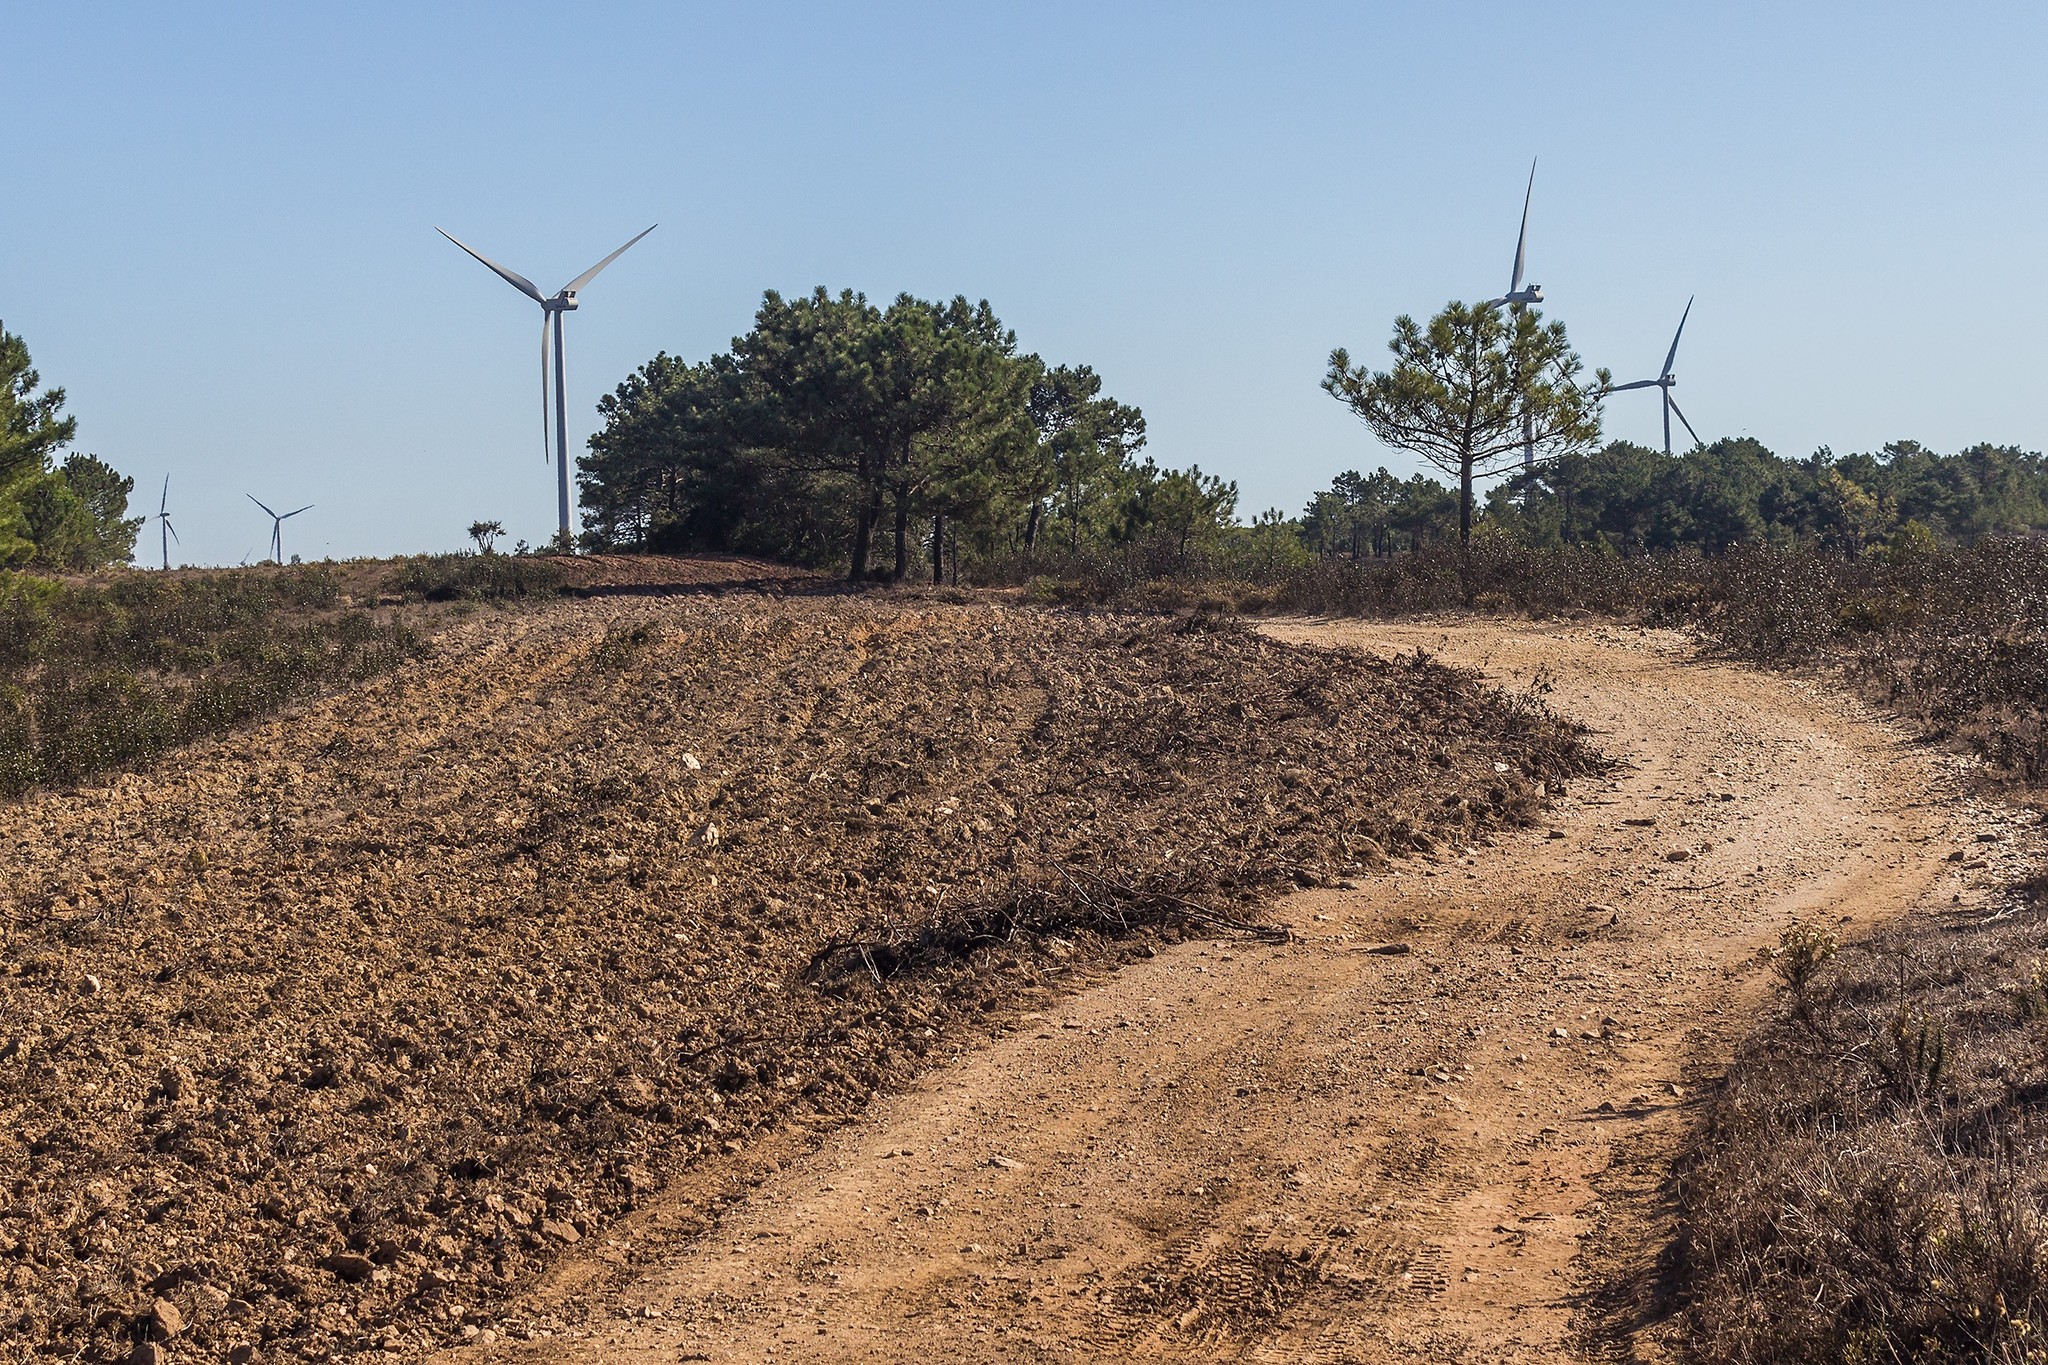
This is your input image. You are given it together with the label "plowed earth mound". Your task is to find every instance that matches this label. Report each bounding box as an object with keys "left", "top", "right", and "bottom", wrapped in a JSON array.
[{"left": 0, "top": 596, "right": 1597, "bottom": 1362}]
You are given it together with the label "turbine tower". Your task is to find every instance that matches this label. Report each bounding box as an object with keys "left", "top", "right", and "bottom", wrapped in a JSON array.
[
  {"left": 1604, "top": 297, "right": 1701, "bottom": 456},
  {"left": 436, "top": 224, "right": 657, "bottom": 547},
  {"left": 1480, "top": 160, "right": 1544, "bottom": 484},
  {"left": 156, "top": 476, "right": 180, "bottom": 571},
  {"left": 248, "top": 495, "right": 312, "bottom": 564}
]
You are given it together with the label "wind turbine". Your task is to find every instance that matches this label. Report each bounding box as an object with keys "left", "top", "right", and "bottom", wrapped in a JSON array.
[
  {"left": 436, "top": 224, "right": 658, "bottom": 547},
  {"left": 1603, "top": 297, "right": 1701, "bottom": 456},
  {"left": 1478, "top": 160, "right": 1544, "bottom": 485},
  {"left": 1481, "top": 159, "right": 1543, "bottom": 312},
  {"left": 155, "top": 476, "right": 180, "bottom": 571},
  {"left": 247, "top": 494, "right": 312, "bottom": 564}
]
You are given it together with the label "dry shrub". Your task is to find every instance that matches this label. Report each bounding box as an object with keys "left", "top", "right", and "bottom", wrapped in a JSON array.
[{"left": 1683, "top": 909, "right": 2048, "bottom": 1363}]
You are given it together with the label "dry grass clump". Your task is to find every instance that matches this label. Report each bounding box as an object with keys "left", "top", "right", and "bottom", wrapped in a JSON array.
[{"left": 1682, "top": 912, "right": 2048, "bottom": 1363}]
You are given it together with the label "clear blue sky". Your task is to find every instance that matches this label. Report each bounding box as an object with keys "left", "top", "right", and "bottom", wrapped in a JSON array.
[{"left": 5, "top": 2, "right": 2044, "bottom": 565}]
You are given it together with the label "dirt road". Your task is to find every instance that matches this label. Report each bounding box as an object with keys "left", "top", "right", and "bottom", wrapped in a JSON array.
[{"left": 458, "top": 618, "right": 2021, "bottom": 1363}]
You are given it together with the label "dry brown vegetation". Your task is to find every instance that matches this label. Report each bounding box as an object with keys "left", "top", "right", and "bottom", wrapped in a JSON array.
[
  {"left": 0, "top": 591, "right": 1597, "bottom": 1362},
  {"left": 1682, "top": 904, "right": 2048, "bottom": 1363}
]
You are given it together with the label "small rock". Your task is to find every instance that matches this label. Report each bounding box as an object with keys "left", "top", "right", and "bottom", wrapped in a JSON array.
[
  {"left": 316, "top": 1252, "right": 376, "bottom": 1283},
  {"left": 1552, "top": 1027, "right": 1570, "bottom": 1038},
  {"left": 1977, "top": 831, "right": 2003, "bottom": 843},
  {"left": 988, "top": 1155, "right": 1024, "bottom": 1170},
  {"left": 1948, "top": 850, "right": 1967, "bottom": 862},
  {"left": 681, "top": 753, "right": 702, "bottom": 771},
  {"left": 81, "top": 974, "right": 102, "bottom": 996},
  {"left": 1366, "top": 943, "right": 1411, "bottom": 956},
  {"left": 1664, "top": 849, "right": 1692, "bottom": 863},
  {"left": 129, "top": 1343, "right": 164, "bottom": 1365},
  {"left": 228, "top": 1346, "right": 260, "bottom": 1365},
  {"left": 1622, "top": 818, "right": 1656, "bottom": 827},
  {"left": 697, "top": 821, "right": 720, "bottom": 848},
  {"left": 148, "top": 1298, "right": 183, "bottom": 1341},
  {"left": 541, "top": 1219, "right": 582, "bottom": 1244},
  {"left": 1597, "top": 1100, "right": 1617, "bottom": 1114},
  {"left": 1666, "top": 1082, "right": 1685, "bottom": 1098},
  {"left": 154, "top": 1067, "right": 188, "bottom": 1104}
]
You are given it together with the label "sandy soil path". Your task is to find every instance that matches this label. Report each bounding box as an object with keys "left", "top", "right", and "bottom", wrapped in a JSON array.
[{"left": 454, "top": 618, "right": 2010, "bottom": 1363}]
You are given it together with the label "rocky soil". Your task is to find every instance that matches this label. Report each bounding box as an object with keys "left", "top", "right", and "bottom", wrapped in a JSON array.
[{"left": 0, "top": 594, "right": 1594, "bottom": 1362}]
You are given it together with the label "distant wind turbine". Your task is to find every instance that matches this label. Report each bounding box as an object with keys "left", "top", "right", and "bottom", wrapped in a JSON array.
[
  {"left": 436, "top": 224, "right": 658, "bottom": 546},
  {"left": 247, "top": 494, "right": 312, "bottom": 564},
  {"left": 1604, "top": 297, "right": 1701, "bottom": 456},
  {"left": 1479, "top": 159, "right": 1544, "bottom": 482},
  {"left": 155, "top": 476, "right": 180, "bottom": 571}
]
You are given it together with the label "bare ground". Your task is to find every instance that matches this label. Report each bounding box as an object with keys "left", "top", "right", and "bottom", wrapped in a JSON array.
[{"left": 451, "top": 617, "right": 2038, "bottom": 1363}]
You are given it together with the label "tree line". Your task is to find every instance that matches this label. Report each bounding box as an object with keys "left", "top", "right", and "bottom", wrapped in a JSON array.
[
  {"left": 1302, "top": 438, "right": 2048, "bottom": 561},
  {"left": 577, "top": 288, "right": 1241, "bottom": 581}
]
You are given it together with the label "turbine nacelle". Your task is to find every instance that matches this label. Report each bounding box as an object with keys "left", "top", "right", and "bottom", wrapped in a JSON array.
[{"left": 546, "top": 293, "right": 580, "bottom": 312}]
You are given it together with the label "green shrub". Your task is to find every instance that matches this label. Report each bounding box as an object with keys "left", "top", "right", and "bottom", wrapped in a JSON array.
[
  {"left": 0, "top": 568, "right": 419, "bottom": 798},
  {"left": 384, "top": 552, "right": 568, "bottom": 602}
]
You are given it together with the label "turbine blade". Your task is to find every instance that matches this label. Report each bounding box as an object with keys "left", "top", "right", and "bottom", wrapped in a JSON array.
[
  {"left": 159, "top": 474, "right": 169, "bottom": 516},
  {"left": 436, "top": 227, "right": 546, "bottom": 304},
  {"left": 247, "top": 494, "right": 277, "bottom": 518},
  {"left": 1661, "top": 295, "right": 1694, "bottom": 379},
  {"left": 1509, "top": 160, "right": 1534, "bottom": 295},
  {"left": 561, "top": 224, "right": 657, "bottom": 296},
  {"left": 1668, "top": 396, "right": 1703, "bottom": 448},
  {"left": 281, "top": 506, "right": 313, "bottom": 520},
  {"left": 165, "top": 521, "right": 180, "bottom": 545},
  {"left": 1604, "top": 379, "right": 1658, "bottom": 392},
  {"left": 541, "top": 312, "right": 553, "bottom": 464}
]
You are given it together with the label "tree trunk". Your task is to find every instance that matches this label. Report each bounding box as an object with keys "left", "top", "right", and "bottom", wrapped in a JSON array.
[
  {"left": 892, "top": 488, "right": 910, "bottom": 582},
  {"left": 850, "top": 501, "right": 873, "bottom": 583},
  {"left": 931, "top": 513, "right": 945, "bottom": 583},
  {"left": 851, "top": 476, "right": 882, "bottom": 583},
  {"left": 1458, "top": 457, "right": 1475, "bottom": 605},
  {"left": 1024, "top": 500, "right": 1042, "bottom": 555}
]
